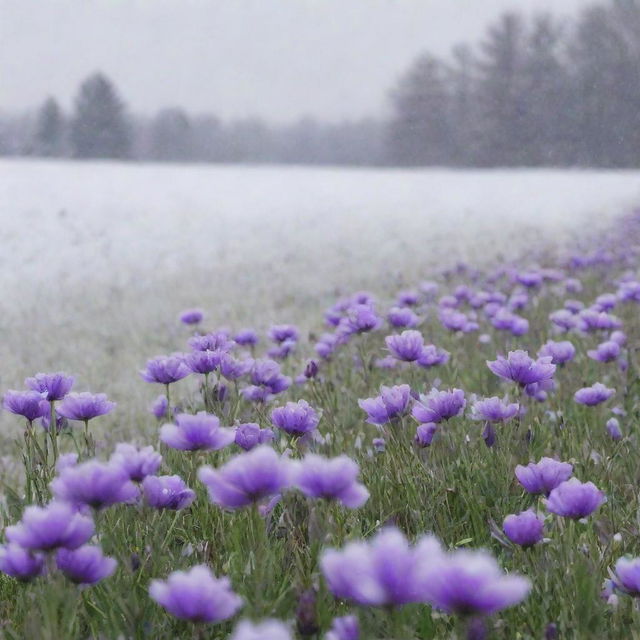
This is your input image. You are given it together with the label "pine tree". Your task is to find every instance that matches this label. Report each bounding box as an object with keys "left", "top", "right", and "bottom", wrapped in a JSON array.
[
  {"left": 476, "top": 13, "right": 527, "bottom": 166},
  {"left": 387, "top": 54, "right": 454, "bottom": 165},
  {"left": 520, "top": 14, "right": 571, "bottom": 165},
  {"left": 150, "top": 108, "right": 193, "bottom": 161},
  {"left": 34, "top": 97, "right": 65, "bottom": 157},
  {"left": 70, "top": 73, "right": 130, "bottom": 159}
]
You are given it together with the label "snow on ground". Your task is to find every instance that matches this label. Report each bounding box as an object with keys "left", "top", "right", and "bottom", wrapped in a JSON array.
[{"left": 1, "top": 159, "right": 639, "bottom": 434}]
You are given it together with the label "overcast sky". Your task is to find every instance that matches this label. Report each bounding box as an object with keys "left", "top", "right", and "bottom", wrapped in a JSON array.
[{"left": 1, "top": 0, "right": 587, "bottom": 122}]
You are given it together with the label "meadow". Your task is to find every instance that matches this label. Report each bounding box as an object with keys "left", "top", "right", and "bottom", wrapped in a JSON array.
[{"left": 2, "top": 161, "right": 640, "bottom": 638}]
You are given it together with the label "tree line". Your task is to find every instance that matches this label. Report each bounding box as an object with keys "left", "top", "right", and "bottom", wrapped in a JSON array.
[
  {"left": 0, "top": 73, "right": 384, "bottom": 166},
  {"left": 389, "top": 0, "right": 640, "bottom": 167},
  {"left": 1, "top": 0, "right": 639, "bottom": 167}
]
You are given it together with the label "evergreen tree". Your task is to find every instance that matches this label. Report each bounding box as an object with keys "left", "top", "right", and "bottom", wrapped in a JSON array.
[
  {"left": 387, "top": 54, "right": 454, "bottom": 165},
  {"left": 34, "top": 97, "right": 65, "bottom": 157},
  {"left": 521, "top": 14, "right": 571, "bottom": 165},
  {"left": 70, "top": 73, "right": 130, "bottom": 159},
  {"left": 446, "top": 44, "right": 480, "bottom": 166},
  {"left": 475, "top": 13, "right": 527, "bottom": 166},
  {"left": 150, "top": 108, "right": 193, "bottom": 161}
]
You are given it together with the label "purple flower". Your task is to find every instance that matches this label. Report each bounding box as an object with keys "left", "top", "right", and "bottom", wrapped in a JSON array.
[
  {"left": 618, "top": 280, "right": 640, "bottom": 303},
  {"left": 372, "top": 437, "right": 386, "bottom": 452},
  {"left": 508, "top": 292, "right": 529, "bottom": 311},
  {"left": 149, "top": 394, "right": 169, "bottom": 419},
  {"left": 250, "top": 359, "right": 292, "bottom": 394},
  {"left": 358, "top": 384, "right": 411, "bottom": 425},
  {"left": 471, "top": 397, "right": 519, "bottom": 422},
  {"left": 5, "top": 502, "right": 94, "bottom": 551},
  {"left": 374, "top": 355, "right": 397, "bottom": 369},
  {"left": 234, "top": 423, "right": 275, "bottom": 451},
  {"left": 579, "top": 310, "right": 622, "bottom": 332},
  {"left": 143, "top": 475, "right": 195, "bottom": 510},
  {"left": 515, "top": 457, "right": 573, "bottom": 496},
  {"left": 455, "top": 284, "right": 474, "bottom": 302},
  {"left": 185, "top": 349, "right": 224, "bottom": 374},
  {"left": 338, "top": 304, "right": 382, "bottom": 336},
  {"left": 386, "top": 330, "right": 424, "bottom": 362},
  {"left": 516, "top": 271, "right": 542, "bottom": 288},
  {"left": 111, "top": 443, "right": 162, "bottom": 482},
  {"left": 160, "top": 412, "right": 235, "bottom": 451},
  {"left": 587, "top": 341, "right": 621, "bottom": 363},
  {"left": 439, "top": 295, "right": 459, "bottom": 309},
  {"left": 179, "top": 308, "right": 204, "bottom": 325},
  {"left": 268, "top": 324, "right": 299, "bottom": 344},
  {"left": 538, "top": 340, "right": 576, "bottom": 365},
  {"left": 503, "top": 510, "right": 544, "bottom": 547},
  {"left": 415, "top": 422, "right": 438, "bottom": 447},
  {"left": 267, "top": 340, "right": 297, "bottom": 360},
  {"left": 291, "top": 454, "right": 369, "bottom": 508},
  {"left": 546, "top": 478, "right": 605, "bottom": 519},
  {"left": 397, "top": 289, "right": 420, "bottom": 306},
  {"left": 140, "top": 355, "right": 191, "bottom": 385},
  {"left": 420, "top": 280, "right": 439, "bottom": 299},
  {"left": 0, "top": 544, "right": 45, "bottom": 581},
  {"left": 610, "top": 330, "right": 627, "bottom": 346},
  {"left": 304, "top": 359, "right": 319, "bottom": 379},
  {"left": 56, "top": 452, "right": 78, "bottom": 473},
  {"left": 487, "top": 350, "right": 556, "bottom": 386},
  {"left": 51, "top": 460, "right": 139, "bottom": 509},
  {"left": 388, "top": 306, "right": 419, "bottom": 328},
  {"left": 564, "top": 299, "right": 584, "bottom": 313},
  {"left": 39, "top": 411, "right": 68, "bottom": 432},
  {"left": 149, "top": 565, "right": 243, "bottom": 623},
  {"left": 198, "top": 445, "right": 291, "bottom": 509},
  {"left": 417, "top": 344, "right": 449, "bottom": 369},
  {"left": 565, "top": 278, "right": 583, "bottom": 293},
  {"left": 320, "top": 527, "right": 442, "bottom": 607},
  {"left": 613, "top": 557, "right": 640, "bottom": 596},
  {"left": 606, "top": 417, "right": 623, "bottom": 441},
  {"left": 524, "top": 377, "right": 556, "bottom": 402},
  {"left": 270, "top": 400, "right": 319, "bottom": 437},
  {"left": 549, "top": 309, "right": 578, "bottom": 331},
  {"left": 188, "top": 330, "right": 235, "bottom": 352},
  {"left": 57, "top": 392, "right": 116, "bottom": 422},
  {"left": 218, "top": 354, "right": 251, "bottom": 380},
  {"left": 25, "top": 372, "right": 75, "bottom": 401},
  {"left": 439, "top": 308, "right": 477, "bottom": 333},
  {"left": 234, "top": 328, "right": 259, "bottom": 347},
  {"left": 326, "top": 615, "right": 359, "bottom": 640},
  {"left": 491, "top": 308, "right": 529, "bottom": 336},
  {"left": 230, "top": 619, "right": 292, "bottom": 640},
  {"left": 315, "top": 333, "right": 340, "bottom": 360},
  {"left": 3, "top": 390, "right": 49, "bottom": 422},
  {"left": 241, "top": 386, "right": 272, "bottom": 403},
  {"left": 574, "top": 383, "right": 615, "bottom": 406},
  {"left": 56, "top": 545, "right": 116, "bottom": 585},
  {"left": 422, "top": 548, "right": 531, "bottom": 615},
  {"left": 594, "top": 293, "right": 617, "bottom": 312},
  {"left": 412, "top": 388, "right": 465, "bottom": 424}
]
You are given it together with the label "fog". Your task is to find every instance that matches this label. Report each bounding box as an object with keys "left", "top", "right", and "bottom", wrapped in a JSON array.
[{"left": 1, "top": 0, "right": 585, "bottom": 121}]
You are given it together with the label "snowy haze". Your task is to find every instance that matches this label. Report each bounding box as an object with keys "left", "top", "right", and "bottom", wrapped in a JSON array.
[
  {"left": 5, "top": 162, "right": 640, "bottom": 306},
  {"left": 1, "top": 0, "right": 586, "bottom": 121},
  {"left": 2, "top": 160, "right": 640, "bottom": 405}
]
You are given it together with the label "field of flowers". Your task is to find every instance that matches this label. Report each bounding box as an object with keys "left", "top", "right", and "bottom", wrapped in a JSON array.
[{"left": 2, "top": 202, "right": 640, "bottom": 639}]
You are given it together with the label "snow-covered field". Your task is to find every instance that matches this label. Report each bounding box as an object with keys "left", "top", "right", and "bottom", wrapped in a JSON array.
[{"left": 2, "top": 159, "right": 640, "bottom": 433}]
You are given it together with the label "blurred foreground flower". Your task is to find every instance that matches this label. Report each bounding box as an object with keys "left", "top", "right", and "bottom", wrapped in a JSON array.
[
  {"left": 149, "top": 565, "right": 242, "bottom": 623},
  {"left": 199, "top": 445, "right": 291, "bottom": 510}
]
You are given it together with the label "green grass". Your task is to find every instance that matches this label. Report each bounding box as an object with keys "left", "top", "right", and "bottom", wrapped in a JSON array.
[{"left": 2, "top": 248, "right": 640, "bottom": 639}]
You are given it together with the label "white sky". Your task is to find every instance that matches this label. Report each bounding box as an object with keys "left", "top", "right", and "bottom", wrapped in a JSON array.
[{"left": 1, "top": 0, "right": 587, "bottom": 121}]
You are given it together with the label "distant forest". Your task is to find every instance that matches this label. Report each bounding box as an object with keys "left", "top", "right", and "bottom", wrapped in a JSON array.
[{"left": 2, "top": 1, "right": 640, "bottom": 167}]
